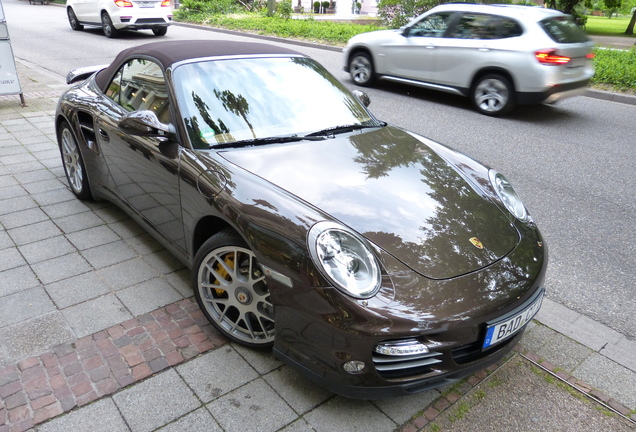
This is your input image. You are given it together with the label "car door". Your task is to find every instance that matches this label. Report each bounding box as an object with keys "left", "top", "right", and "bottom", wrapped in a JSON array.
[
  {"left": 72, "top": 0, "right": 99, "bottom": 23},
  {"left": 96, "top": 57, "right": 187, "bottom": 251},
  {"left": 435, "top": 13, "right": 521, "bottom": 88},
  {"left": 383, "top": 12, "right": 454, "bottom": 83}
]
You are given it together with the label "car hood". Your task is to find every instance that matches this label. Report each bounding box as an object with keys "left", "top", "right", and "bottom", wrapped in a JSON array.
[{"left": 219, "top": 126, "right": 519, "bottom": 279}]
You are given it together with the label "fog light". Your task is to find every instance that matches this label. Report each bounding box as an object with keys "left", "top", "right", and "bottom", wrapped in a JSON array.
[
  {"left": 343, "top": 360, "right": 366, "bottom": 374},
  {"left": 374, "top": 340, "right": 429, "bottom": 356}
]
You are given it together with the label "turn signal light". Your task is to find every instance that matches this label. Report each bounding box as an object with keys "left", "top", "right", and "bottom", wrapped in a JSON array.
[
  {"left": 114, "top": 0, "right": 133, "bottom": 6},
  {"left": 586, "top": 53, "right": 596, "bottom": 59},
  {"left": 535, "top": 49, "right": 571, "bottom": 65}
]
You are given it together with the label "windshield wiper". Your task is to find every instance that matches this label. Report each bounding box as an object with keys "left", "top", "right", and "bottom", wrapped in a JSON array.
[
  {"left": 304, "top": 122, "right": 386, "bottom": 138},
  {"left": 210, "top": 134, "right": 327, "bottom": 150}
]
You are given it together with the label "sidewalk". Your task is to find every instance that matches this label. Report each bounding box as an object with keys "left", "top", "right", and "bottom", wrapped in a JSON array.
[{"left": 0, "top": 58, "right": 635, "bottom": 432}]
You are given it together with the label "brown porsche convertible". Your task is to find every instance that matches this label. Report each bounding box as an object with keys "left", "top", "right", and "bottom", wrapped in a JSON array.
[{"left": 55, "top": 40, "right": 547, "bottom": 398}]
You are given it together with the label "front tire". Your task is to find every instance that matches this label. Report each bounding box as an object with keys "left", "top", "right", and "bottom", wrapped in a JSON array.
[
  {"left": 152, "top": 27, "right": 168, "bottom": 36},
  {"left": 102, "top": 13, "right": 120, "bottom": 38},
  {"left": 67, "top": 8, "right": 83, "bottom": 31},
  {"left": 471, "top": 74, "right": 514, "bottom": 116},
  {"left": 58, "top": 121, "right": 92, "bottom": 200},
  {"left": 193, "top": 230, "right": 275, "bottom": 348},
  {"left": 349, "top": 52, "right": 375, "bottom": 87}
]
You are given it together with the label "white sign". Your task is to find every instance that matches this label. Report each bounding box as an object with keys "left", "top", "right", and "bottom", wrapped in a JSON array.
[
  {"left": 0, "top": 42, "right": 21, "bottom": 95},
  {"left": 0, "top": 0, "right": 24, "bottom": 101}
]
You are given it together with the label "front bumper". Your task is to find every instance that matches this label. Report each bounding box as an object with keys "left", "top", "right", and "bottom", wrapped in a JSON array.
[{"left": 271, "top": 225, "right": 547, "bottom": 399}]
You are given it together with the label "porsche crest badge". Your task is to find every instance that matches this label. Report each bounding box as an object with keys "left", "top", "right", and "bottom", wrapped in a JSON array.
[{"left": 469, "top": 237, "right": 484, "bottom": 249}]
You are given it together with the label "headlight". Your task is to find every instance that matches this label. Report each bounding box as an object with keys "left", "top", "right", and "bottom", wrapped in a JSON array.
[
  {"left": 488, "top": 170, "right": 529, "bottom": 222},
  {"left": 308, "top": 221, "right": 381, "bottom": 298}
]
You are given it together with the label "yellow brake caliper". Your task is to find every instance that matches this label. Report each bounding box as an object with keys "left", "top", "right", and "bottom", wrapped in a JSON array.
[{"left": 214, "top": 253, "right": 235, "bottom": 296}]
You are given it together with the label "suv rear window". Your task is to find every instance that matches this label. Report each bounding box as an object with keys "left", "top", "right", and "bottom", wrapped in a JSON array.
[{"left": 540, "top": 16, "right": 589, "bottom": 43}]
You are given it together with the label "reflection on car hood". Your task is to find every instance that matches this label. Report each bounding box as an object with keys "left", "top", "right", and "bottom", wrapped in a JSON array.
[{"left": 219, "top": 126, "right": 519, "bottom": 279}]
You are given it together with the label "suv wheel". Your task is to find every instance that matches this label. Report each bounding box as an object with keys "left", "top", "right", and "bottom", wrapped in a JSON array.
[
  {"left": 471, "top": 74, "right": 514, "bottom": 116},
  {"left": 102, "top": 12, "right": 120, "bottom": 38},
  {"left": 349, "top": 52, "right": 375, "bottom": 87},
  {"left": 152, "top": 27, "right": 168, "bottom": 36}
]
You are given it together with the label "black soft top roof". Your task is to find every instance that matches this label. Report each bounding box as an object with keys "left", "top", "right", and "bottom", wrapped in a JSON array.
[{"left": 94, "top": 40, "right": 303, "bottom": 92}]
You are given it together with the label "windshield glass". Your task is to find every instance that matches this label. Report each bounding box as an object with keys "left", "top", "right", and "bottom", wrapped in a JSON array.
[{"left": 173, "top": 56, "right": 377, "bottom": 149}]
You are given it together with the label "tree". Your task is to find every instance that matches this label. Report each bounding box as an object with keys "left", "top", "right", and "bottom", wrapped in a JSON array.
[
  {"left": 604, "top": 0, "right": 621, "bottom": 17},
  {"left": 627, "top": 9, "right": 636, "bottom": 34}
]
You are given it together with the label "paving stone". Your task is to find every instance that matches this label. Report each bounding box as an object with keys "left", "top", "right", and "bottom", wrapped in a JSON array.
[
  {"left": 65, "top": 225, "right": 120, "bottom": 251},
  {"left": 232, "top": 342, "right": 283, "bottom": 375},
  {"left": 373, "top": 390, "right": 441, "bottom": 426},
  {"left": 574, "top": 354, "right": 636, "bottom": 410},
  {"left": 0, "top": 288, "right": 56, "bottom": 328},
  {"left": 45, "top": 272, "right": 111, "bottom": 309},
  {"left": 36, "top": 398, "right": 129, "bottom": 432},
  {"left": 521, "top": 323, "right": 594, "bottom": 373},
  {"left": 116, "top": 278, "right": 183, "bottom": 317},
  {"left": 304, "top": 396, "right": 397, "bottom": 432},
  {"left": 0, "top": 207, "right": 49, "bottom": 230},
  {"left": 113, "top": 369, "right": 200, "bottom": 432},
  {"left": 263, "top": 366, "right": 333, "bottom": 415},
  {"left": 62, "top": 295, "right": 132, "bottom": 339},
  {"left": 7, "top": 220, "right": 61, "bottom": 246},
  {"left": 207, "top": 378, "right": 297, "bottom": 432},
  {"left": 0, "top": 265, "right": 40, "bottom": 298},
  {"left": 41, "top": 200, "right": 92, "bottom": 219},
  {"left": 18, "top": 236, "right": 76, "bottom": 264},
  {"left": 31, "top": 253, "right": 92, "bottom": 285},
  {"left": 142, "top": 249, "right": 185, "bottom": 275},
  {"left": 95, "top": 258, "right": 159, "bottom": 292},
  {"left": 0, "top": 313, "right": 74, "bottom": 369},
  {"left": 157, "top": 407, "right": 222, "bottom": 432},
  {"left": 177, "top": 346, "right": 259, "bottom": 403},
  {"left": 0, "top": 195, "right": 38, "bottom": 217},
  {"left": 0, "top": 247, "right": 26, "bottom": 272},
  {"left": 80, "top": 241, "right": 138, "bottom": 270},
  {"left": 53, "top": 211, "right": 105, "bottom": 235}
]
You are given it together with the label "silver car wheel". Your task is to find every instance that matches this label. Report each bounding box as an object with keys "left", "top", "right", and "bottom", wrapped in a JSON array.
[
  {"left": 102, "top": 13, "right": 119, "bottom": 38},
  {"left": 61, "top": 128, "right": 84, "bottom": 194},
  {"left": 472, "top": 76, "right": 513, "bottom": 116},
  {"left": 196, "top": 242, "right": 275, "bottom": 346},
  {"left": 350, "top": 53, "right": 374, "bottom": 86}
]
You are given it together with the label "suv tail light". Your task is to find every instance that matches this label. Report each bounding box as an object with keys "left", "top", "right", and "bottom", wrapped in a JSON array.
[
  {"left": 161, "top": 0, "right": 170, "bottom": 6},
  {"left": 114, "top": 0, "right": 133, "bottom": 6},
  {"left": 535, "top": 49, "right": 571, "bottom": 65}
]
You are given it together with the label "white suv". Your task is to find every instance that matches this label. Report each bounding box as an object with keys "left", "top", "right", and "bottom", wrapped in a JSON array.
[
  {"left": 66, "top": 0, "right": 173, "bottom": 38},
  {"left": 343, "top": 4, "right": 595, "bottom": 116}
]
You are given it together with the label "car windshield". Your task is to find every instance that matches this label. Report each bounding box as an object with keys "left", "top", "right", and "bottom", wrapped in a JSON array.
[
  {"left": 172, "top": 56, "right": 379, "bottom": 149},
  {"left": 540, "top": 16, "right": 589, "bottom": 43}
]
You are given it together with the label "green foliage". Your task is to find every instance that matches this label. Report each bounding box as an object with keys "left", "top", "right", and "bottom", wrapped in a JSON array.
[
  {"left": 277, "top": 0, "right": 293, "bottom": 18},
  {"left": 591, "top": 47, "right": 636, "bottom": 90},
  {"left": 176, "top": 0, "right": 238, "bottom": 14},
  {"left": 173, "top": 12, "right": 384, "bottom": 44},
  {"left": 321, "top": 1, "right": 330, "bottom": 8},
  {"left": 377, "top": 0, "right": 440, "bottom": 28}
]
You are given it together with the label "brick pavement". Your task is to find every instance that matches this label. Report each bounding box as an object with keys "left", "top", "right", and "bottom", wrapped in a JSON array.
[{"left": 0, "top": 298, "right": 227, "bottom": 432}]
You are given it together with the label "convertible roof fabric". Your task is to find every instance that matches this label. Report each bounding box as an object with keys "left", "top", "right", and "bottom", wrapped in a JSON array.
[{"left": 94, "top": 40, "right": 302, "bottom": 92}]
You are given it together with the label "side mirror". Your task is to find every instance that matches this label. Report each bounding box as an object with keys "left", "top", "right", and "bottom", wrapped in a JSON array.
[
  {"left": 118, "top": 110, "right": 176, "bottom": 139},
  {"left": 352, "top": 89, "right": 371, "bottom": 107}
]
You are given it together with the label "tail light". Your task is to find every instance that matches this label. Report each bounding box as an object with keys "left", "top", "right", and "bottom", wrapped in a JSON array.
[
  {"left": 161, "top": 0, "right": 170, "bottom": 5},
  {"left": 586, "top": 53, "right": 596, "bottom": 59},
  {"left": 535, "top": 49, "right": 571, "bottom": 65},
  {"left": 114, "top": 0, "right": 133, "bottom": 6}
]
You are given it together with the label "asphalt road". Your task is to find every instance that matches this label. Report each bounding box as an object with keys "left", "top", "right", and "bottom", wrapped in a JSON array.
[{"left": 3, "top": 0, "right": 635, "bottom": 340}]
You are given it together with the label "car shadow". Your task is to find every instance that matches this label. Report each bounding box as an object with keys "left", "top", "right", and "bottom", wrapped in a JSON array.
[
  {"left": 81, "top": 27, "right": 168, "bottom": 40},
  {"left": 366, "top": 80, "right": 583, "bottom": 125}
]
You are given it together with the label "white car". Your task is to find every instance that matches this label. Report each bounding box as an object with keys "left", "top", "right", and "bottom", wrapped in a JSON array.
[
  {"left": 343, "top": 4, "right": 595, "bottom": 116},
  {"left": 66, "top": 0, "right": 173, "bottom": 38}
]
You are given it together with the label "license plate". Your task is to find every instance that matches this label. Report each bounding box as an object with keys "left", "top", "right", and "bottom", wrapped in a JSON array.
[
  {"left": 482, "top": 291, "right": 543, "bottom": 349},
  {"left": 138, "top": 1, "right": 156, "bottom": 7}
]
